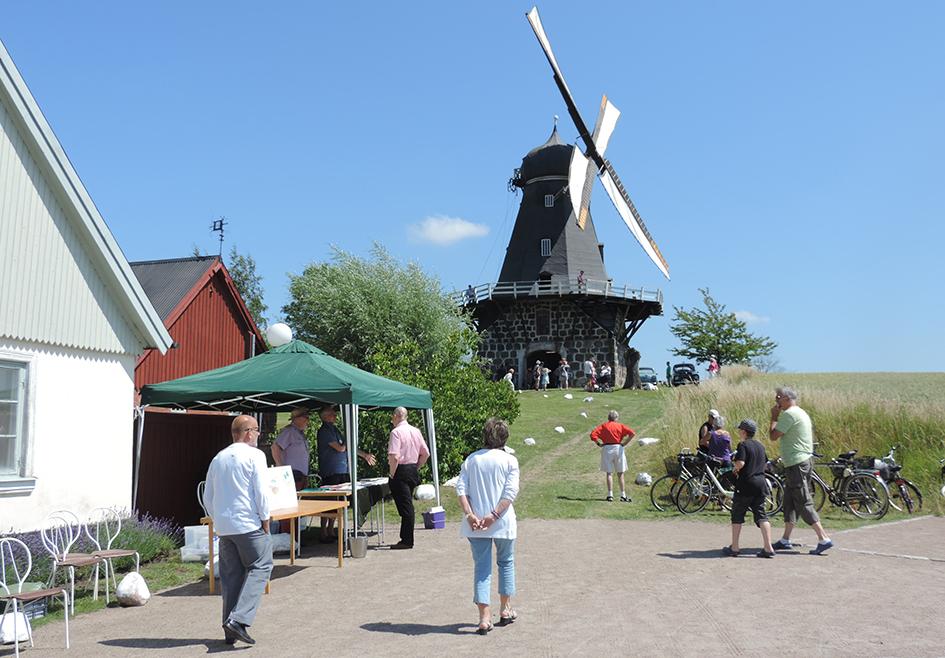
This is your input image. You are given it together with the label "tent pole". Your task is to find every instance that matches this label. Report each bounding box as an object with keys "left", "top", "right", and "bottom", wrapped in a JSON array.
[
  {"left": 424, "top": 409, "right": 441, "bottom": 507},
  {"left": 351, "top": 404, "right": 360, "bottom": 537},
  {"left": 132, "top": 406, "right": 147, "bottom": 511}
]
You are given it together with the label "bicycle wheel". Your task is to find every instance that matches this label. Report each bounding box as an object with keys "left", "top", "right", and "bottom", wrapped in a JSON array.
[
  {"left": 675, "top": 474, "right": 710, "bottom": 514},
  {"left": 764, "top": 473, "right": 784, "bottom": 516},
  {"left": 842, "top": 473, "right": 890, "bottom": 519},
  {"left": 650, "top": 475, "right": 681, "bottom": 512},
  {"left": 888, "top": 480, "right": 923, "bottom": 514},
  {"left": 808, "top": 476, "right": 827, "bottom": 512}
]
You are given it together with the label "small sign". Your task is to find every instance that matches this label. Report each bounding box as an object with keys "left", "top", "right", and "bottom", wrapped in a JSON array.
[{"left": 266, "top": 466, "right": 299, "bottom": 512}]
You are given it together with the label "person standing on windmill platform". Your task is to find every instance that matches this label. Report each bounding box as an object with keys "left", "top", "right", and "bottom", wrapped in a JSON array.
[{"left": 590, "top": 410, "right": 636, "bottom": 502}]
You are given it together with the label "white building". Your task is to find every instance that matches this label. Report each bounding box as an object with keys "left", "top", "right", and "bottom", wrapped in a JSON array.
[{"left": 0, "top": 40, "right": 173, "bottom": 531}]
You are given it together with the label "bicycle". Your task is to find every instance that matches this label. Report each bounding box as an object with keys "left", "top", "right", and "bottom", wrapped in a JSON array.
[
  {"left": 674, "top": 452, "right": 783, "bottom": 517},
  {"left": 939, "top": 458, "right": 944, "bottom": 498},
  {"left": 873, "top": 445, "right": 922, "bottom": 514},
  {"left": 810, "top": 450, "right": 890, "bottom": 520},
  {"left": 650, "top": 451, "right": 698, "bottom": 512}
]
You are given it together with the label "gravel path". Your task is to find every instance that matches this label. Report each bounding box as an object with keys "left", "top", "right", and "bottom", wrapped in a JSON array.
[{"left": 5, "top": 516, "right": 943, "bottom": 657}]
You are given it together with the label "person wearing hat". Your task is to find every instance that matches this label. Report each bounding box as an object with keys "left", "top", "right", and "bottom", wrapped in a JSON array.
[
  {"left": 698, "top": 409, "right": 723, "bottom": 450},
  {"left": 723, "top": 419, "right": 776, "bottom": 558},
  {"left": 272, "top": 407, "right": 311, "bottom": 491}
]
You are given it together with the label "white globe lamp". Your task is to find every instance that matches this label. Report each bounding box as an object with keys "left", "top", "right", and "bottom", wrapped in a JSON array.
[{"left": 266, "top": 323, "right": 293, "bottom": 347}]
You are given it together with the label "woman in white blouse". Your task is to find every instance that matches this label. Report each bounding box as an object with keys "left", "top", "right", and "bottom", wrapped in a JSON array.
[{"left": 456, "top": 418, "right": 521, "bottom": 635}]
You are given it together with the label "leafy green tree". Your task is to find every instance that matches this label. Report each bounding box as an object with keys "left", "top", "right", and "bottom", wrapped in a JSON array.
[
  {"left": 283, "top": 243, "right": 519, "bottom": 478},
  {"left": 227, "top": 246, "right": 268, "bottom": 329},
  {"left": 670, "top": 288, "right": 776, "bottom": 366}
]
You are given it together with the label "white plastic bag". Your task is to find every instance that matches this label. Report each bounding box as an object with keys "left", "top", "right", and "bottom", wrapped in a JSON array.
[
  {"left": 635, "top": 472, "right": 653, "bottom": 486},
  {"left": 523, "top": 437, "right": 536, "bottom": 446},
  {"left": 563, "top": 393, "right": 573, "bottom": 400},
  {"left": 554, "top": 426, "right": 566, "bottom": 434},
  {"left": 579, "top": 411, "right": 588, "bottom": 418},
  {"left": 116, "top": 572, "right": 151, "bottom": 607},
  {"left": 637, "top": 437, "right": 660, "bottom": 446},
  {"left": 204, "top": 555, "right": 220, "bottom": 579},
  {"left": 0, "top": 611, "right": 30, "bottom": 644}
]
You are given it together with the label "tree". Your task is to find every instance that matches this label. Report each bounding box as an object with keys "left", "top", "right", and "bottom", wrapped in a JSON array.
[
  {"left": 751, "top": 354, "right": 784, "bottom": 373},
  {"left": 670, "top": 288, "right": 776, "bottom": 366},
  {"left": 283, "top": 243, "right": 519, "bottom": 478},
  {"left": 227, "top": 246, "right": 268, "bottom": 329}
]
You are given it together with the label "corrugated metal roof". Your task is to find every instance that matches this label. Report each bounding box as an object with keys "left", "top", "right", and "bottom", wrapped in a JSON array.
[{"left": 129, "top": 256, "right": 218, "bottom": 321}]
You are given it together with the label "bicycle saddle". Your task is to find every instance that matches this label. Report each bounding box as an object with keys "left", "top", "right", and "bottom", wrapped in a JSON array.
[
  {"left": 838, "top": 450, "right": 857, "bottom": 460},
  {"left": 888, "top": 464, "right": 902, "bottom": 473}
]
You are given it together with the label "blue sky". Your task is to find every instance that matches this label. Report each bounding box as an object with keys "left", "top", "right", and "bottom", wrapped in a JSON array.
[{"left": 4, "top": 2, "right": 943, "bottom": 372}]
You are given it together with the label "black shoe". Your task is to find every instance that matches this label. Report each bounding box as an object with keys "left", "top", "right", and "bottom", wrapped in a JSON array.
[
  {"left": 223, "top": 619, "right": 255, "bottom": 645},
  {"left": 390, "top": 542, "right": 413, "bottom": 550}
]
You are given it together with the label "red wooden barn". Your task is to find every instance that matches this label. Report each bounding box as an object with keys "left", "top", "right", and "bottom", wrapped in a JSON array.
[{"left": 130, "top": 255, "right": 267, "bottom": 525}]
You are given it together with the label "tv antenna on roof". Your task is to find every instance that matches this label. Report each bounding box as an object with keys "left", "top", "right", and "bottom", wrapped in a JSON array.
[{"left": 210, "top": 217, "right": 226, "bottom": 257}]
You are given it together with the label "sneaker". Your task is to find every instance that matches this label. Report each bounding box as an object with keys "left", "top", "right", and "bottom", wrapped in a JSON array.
[
  {"left": 809, "top": 539, "right": 834, "bottom": 555},
  {"left": 771, "top": 539, "right": 794, "bottom": 551}
]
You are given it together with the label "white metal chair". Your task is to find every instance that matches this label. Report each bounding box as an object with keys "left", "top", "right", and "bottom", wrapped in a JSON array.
[
  {"left": 85, "top": 508, "right": 140, "bottom": 598},
  {"left": 0, "top": 537, "right": 70, "bottom": 657},
  {"left": 40, "top": 511, "right": 104, "bottom": 615}
]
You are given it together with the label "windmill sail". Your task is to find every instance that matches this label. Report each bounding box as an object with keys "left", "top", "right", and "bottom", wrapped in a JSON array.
[{"left": 526, "top": 6, "right": 670, "bottom": 279}]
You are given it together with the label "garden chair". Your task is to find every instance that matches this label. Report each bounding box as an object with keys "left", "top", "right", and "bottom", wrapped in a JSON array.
[
  {"left": 84, "top": 508, "right": 140, "bottom": 597},
  {"left": 40, "top": 510, "right": 104, "bottom": 615},
  {"left": 0, "top": 537, "right": 70, "bottom": 657}
]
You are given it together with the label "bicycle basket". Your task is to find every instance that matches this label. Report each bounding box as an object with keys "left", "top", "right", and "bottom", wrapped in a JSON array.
[
  {"left": 853, "top": 456, "right": 879, "bottom": 471},
  {"left": 664, "top": 456, "right": 681, "bottom": 476}
]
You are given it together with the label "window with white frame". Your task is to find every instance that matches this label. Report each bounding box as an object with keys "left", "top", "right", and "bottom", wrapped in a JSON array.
[
  {"left": 0, "top": 360, "right": 28, "bottom": 478},
  {"left": 540, "top": 238, "right": 551, "bottom": 257},
  {"left": 544, "top": 194, "right": 554, "bottom": 208}
]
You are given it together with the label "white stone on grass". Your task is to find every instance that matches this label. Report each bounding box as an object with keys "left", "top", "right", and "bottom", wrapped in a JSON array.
[
  {"left": 116, "top": 572, "right": 151, "bottom": 607},
  {"left": 583, "top": 396, "right": 594, "bottom": 402},
  {"left": 554, "top": 426, "right": 566, "bottom": 434},
  {"left": 637, "top": 437, "right": 660, "bottom": 446},
  {"left": 563, "top": 393, "right": 573, "bottom": 400},
  {"left": 523, "top": 437, "right": 536, "bottom": 446}
]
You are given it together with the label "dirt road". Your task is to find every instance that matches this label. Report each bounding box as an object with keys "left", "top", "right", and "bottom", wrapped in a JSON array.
[{"left": 5, "top": 516, "right": 943, "bottom": 657}]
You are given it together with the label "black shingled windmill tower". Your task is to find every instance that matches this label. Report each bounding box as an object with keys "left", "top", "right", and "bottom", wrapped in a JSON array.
[{"left": 465, "top": 7, "right": 669, "bottom": 389}]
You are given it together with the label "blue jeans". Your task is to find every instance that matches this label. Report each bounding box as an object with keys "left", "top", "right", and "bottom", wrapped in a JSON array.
[{"left": 468, "top": 537, "right": 516, "bottom": 605}]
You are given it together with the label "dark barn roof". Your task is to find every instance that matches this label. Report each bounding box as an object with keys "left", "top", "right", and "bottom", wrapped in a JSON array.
[{"left": 129, "top": 256, "right": 219, "bottom": 321}]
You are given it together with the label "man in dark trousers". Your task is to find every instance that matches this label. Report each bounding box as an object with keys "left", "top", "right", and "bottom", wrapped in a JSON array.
[
  {"left": 723, "top": 419, "right": 776, "bottom": 558},
  {"left": 387, "top": 406, "right": 429, "bottom": 549},
  {"left": 203, "top": 415, "right": 272, "bottom": 645}
]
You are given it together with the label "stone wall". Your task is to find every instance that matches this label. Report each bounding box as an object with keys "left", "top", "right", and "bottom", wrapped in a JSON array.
[{"left": 478, "top": 299, "right": 629, "bottom": 389}]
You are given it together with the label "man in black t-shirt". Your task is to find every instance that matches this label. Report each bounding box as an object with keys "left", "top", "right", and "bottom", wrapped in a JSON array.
[{"left": 722, "top": 419, "right": 776, "bottom": 558}]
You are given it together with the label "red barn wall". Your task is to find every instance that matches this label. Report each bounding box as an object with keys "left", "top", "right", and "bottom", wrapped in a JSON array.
[{"left": 135, "top": 270, "right": 256, "bottom": 389}]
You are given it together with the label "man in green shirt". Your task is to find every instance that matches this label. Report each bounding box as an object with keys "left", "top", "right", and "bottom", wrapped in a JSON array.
[{"left": 769, "top": 386, "right": 833, "bottom": 555}]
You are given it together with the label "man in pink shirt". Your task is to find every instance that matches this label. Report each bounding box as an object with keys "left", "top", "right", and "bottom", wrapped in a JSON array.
[{"left": 387, "top": 406, "right": 430, "bottom": 549}]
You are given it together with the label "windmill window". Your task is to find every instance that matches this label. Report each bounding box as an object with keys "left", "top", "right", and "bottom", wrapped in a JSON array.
[
  {"left": 540, "top": 239, "right": 551, "bottom": 257},
  {"left": 544, "top": 194, "right": 555, "bottom": 208},
  {"left": 535, "top": 308, "right": 551, "bottom": 335}
]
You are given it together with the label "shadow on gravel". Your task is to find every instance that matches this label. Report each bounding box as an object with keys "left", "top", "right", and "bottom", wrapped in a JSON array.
[
  {"left": 658, "top": 549, "right": 726, "bottom": 560},
  {"left": 99, "top": 637, "right": 247, "bottom": 653},
  {"left": 361, "top": 621, "right": 477, "bottom": 636}
]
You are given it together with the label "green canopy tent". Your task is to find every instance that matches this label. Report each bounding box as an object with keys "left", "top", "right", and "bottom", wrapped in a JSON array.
[{"left": 137, "top": 339, "right": 439, "bottom": 539}]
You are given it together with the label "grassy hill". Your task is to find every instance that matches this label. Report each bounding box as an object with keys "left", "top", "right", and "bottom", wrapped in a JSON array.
[{"left": 435, "top": 371, "right": 944, "bottom": 525}]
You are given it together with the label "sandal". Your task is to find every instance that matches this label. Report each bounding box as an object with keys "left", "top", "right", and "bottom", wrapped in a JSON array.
[
  {"left": 721, "top": 546, "right": 740, "bottom": 557},
  {"left": 497, "top": 610, "right": 518, "bottom": 627},
  {"left": 476, "top": 622, "right": 494, "bottom": 635}
]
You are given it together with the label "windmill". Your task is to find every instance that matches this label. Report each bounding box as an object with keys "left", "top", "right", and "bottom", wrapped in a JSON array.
[{"left": 526, "top": 6, "right": 670, "bottom": 280}]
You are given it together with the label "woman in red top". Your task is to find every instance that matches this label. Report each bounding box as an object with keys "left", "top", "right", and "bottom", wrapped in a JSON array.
[{"left": 590, "top": 410, "right": 636, "bottom": 502}]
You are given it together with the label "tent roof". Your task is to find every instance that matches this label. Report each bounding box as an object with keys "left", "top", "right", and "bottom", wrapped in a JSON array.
[{"left": 139, "top": 339, "right": 432, "bottom": 411}]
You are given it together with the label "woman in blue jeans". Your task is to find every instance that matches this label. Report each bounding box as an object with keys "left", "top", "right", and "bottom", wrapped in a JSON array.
[{"left": 456, "top": 418, "right": 521, "bottom": 635}]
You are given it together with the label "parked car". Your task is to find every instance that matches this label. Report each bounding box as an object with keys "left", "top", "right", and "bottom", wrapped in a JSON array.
[
  {"left": 671, "top": 363, "right": 700, "bottom": 386},
  {"left": 639, "top": 367, "right": 658, "bottom": 385}
]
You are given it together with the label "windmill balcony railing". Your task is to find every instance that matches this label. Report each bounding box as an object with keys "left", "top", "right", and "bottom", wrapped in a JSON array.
[{"left": 452, "top": 278, "right": 662, "bottom": 306}]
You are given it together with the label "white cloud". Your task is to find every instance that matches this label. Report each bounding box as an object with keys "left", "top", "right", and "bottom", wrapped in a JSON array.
[
  {"left": 734, "top": 310, "right": 770, "bottom": 325},
  {"left": 408, "top": 215, "right": 489, "bottom": 246}
]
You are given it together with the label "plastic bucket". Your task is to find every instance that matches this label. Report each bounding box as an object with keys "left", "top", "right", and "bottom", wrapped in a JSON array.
[{"left": 349, "top": 536, "right": 368, "bottom": 559}]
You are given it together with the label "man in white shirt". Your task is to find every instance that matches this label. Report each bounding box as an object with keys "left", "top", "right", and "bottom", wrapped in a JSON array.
[{"left": 203, "top": 415, "right": 272, "bottom": 646}]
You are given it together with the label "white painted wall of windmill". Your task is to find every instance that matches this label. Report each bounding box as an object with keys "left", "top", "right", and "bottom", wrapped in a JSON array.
[{"left": 1, "top": 339, "right": 137, "bottom": 532}]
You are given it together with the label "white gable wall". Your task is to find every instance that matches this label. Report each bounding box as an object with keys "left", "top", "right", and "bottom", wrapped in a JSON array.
[
  {"left": 0, "top": 94, "right": 145, "bottom": 356},
  {"left": 1, "top": 339, "right": 136, "bottom": 532}
]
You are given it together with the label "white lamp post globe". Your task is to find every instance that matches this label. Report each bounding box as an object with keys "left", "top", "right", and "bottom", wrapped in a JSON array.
[{"left": 266, "top": 323, "right": 293, "bottom": 347}]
